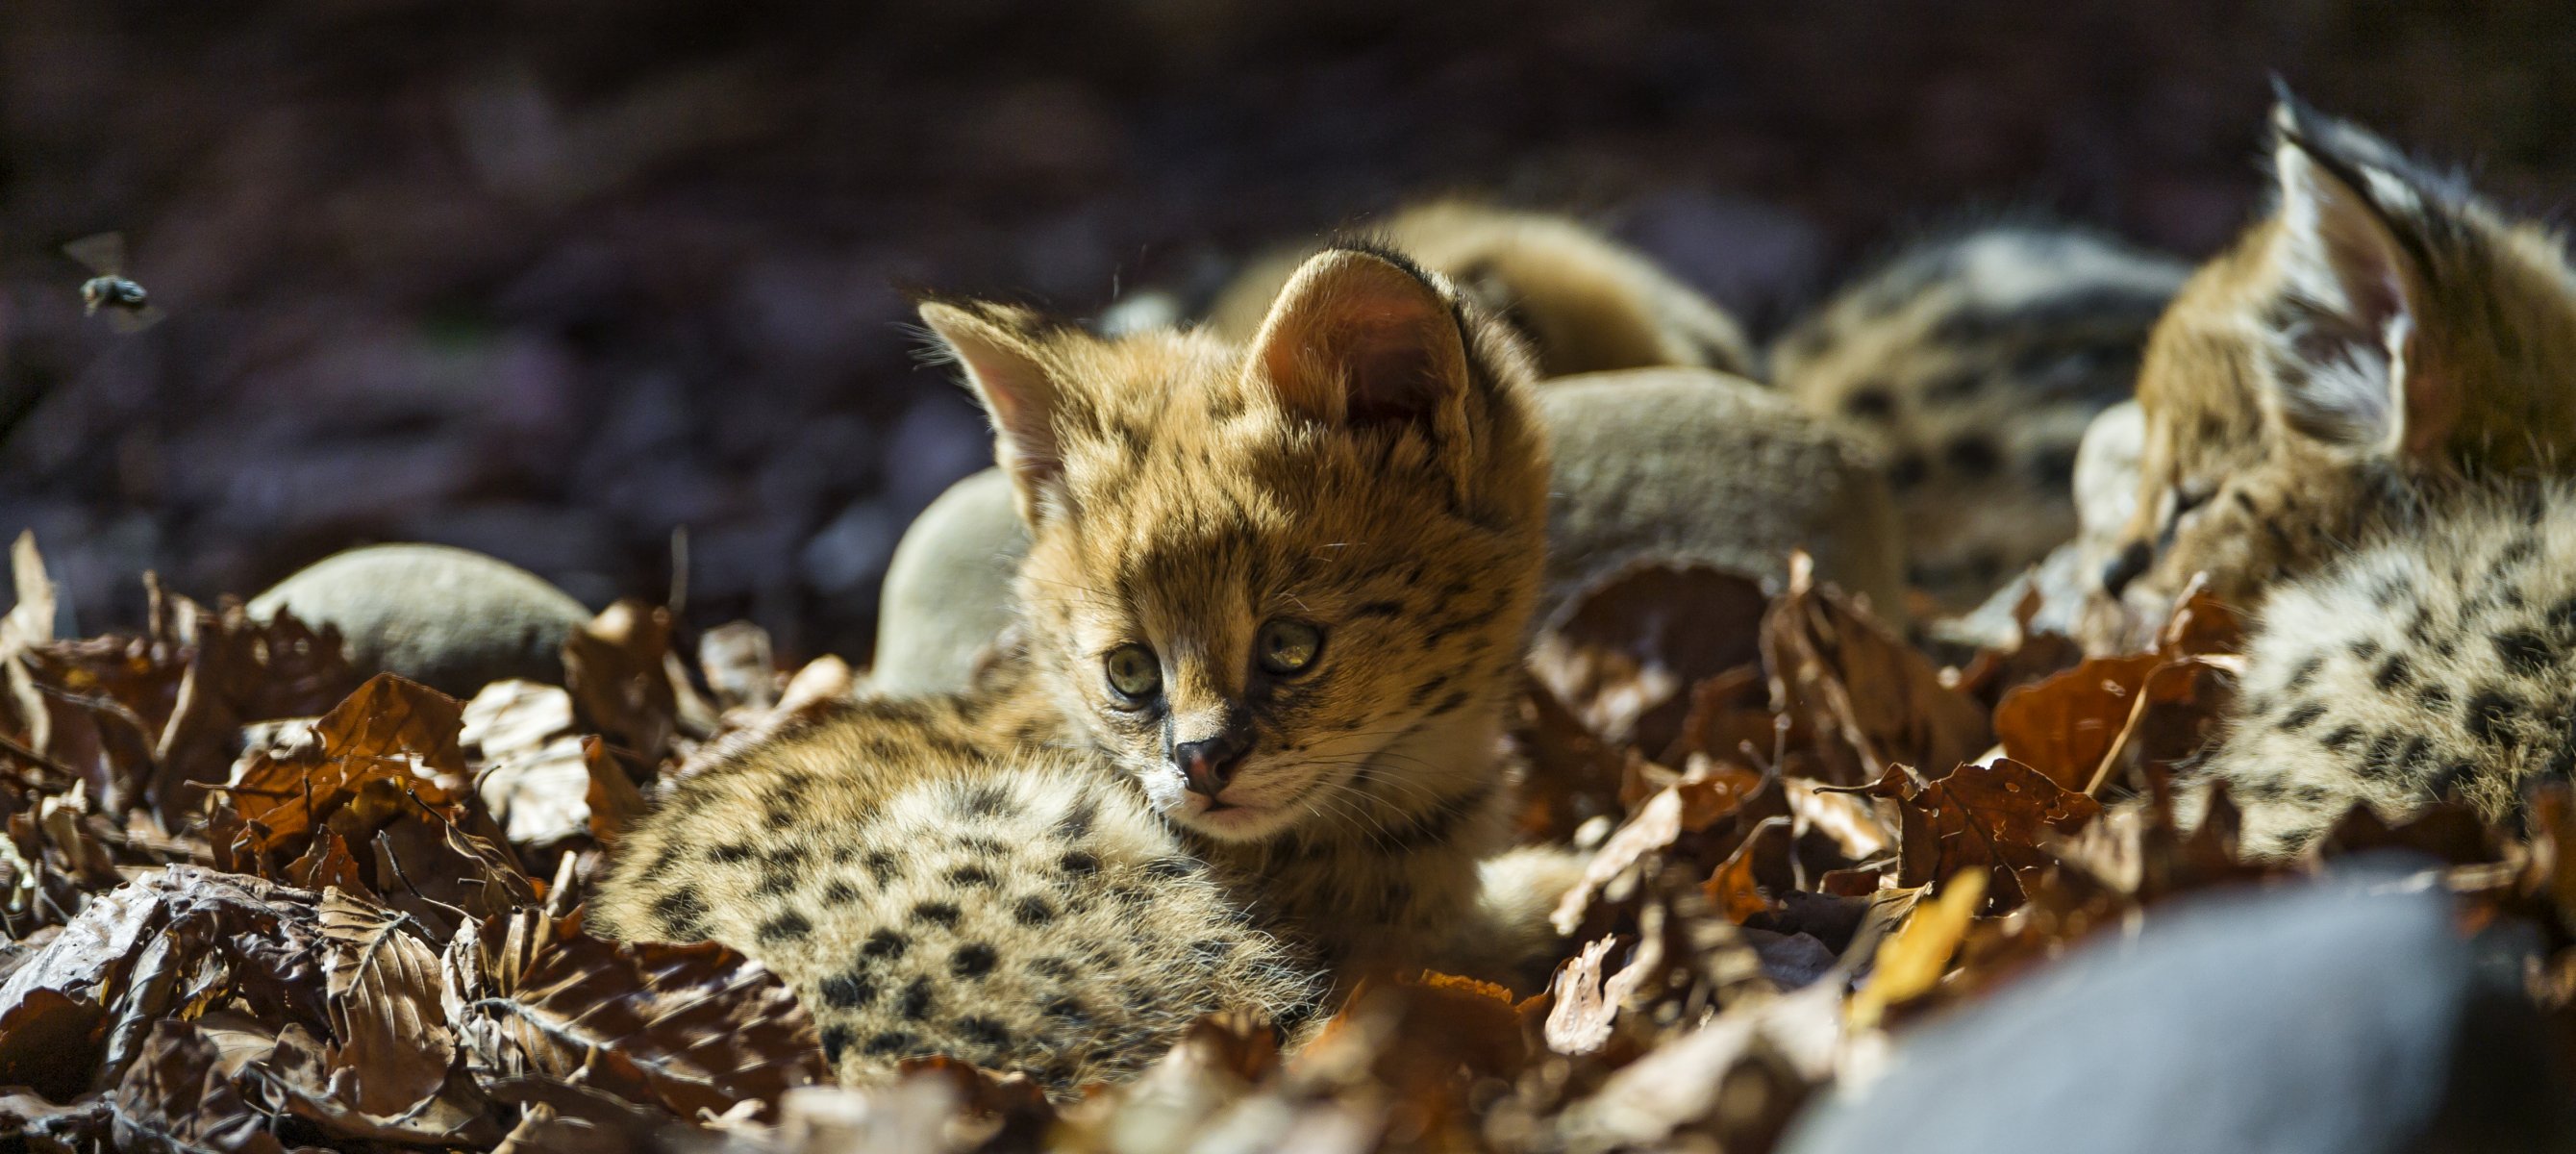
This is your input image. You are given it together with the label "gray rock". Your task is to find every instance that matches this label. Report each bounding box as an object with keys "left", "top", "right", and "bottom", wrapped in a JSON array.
[
  {"left": 247, "top": 543, "right": 593, "bottom": 698},
  {"left": 1781, "top": 862, "right": 2575, "bottom": 1154},
  {"left": 868, "top": 469, "right": 1025, "bottom": 697},
  {"left": 867, "top": 367, "right": 1905, "bottom": 695},
  {"left": 1534, "top": 367, "right": 1906, "bottom": 627}
]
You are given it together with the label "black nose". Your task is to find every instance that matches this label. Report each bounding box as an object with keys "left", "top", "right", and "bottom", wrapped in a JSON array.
[
  {"left": 1172, "top": 729, "right": 1253, "bottom": 798},
  {"left": 2100, "top": 539, "right": 2154, "bottom": 598}
]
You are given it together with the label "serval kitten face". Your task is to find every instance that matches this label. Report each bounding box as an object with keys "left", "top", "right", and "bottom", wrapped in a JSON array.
[
  {"left": 2085, "top": 94, "right": 2576, "bottom": 651},
  {"left": 922, "top": 248, "right": 1549, "bottom": 844}
]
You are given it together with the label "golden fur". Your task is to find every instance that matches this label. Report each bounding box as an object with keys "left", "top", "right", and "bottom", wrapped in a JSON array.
[
  {"left": 939, "top": 245, "right": 1556, "bottom": 980},
  {"left": 597, "top": 248, "right": 1559, "bottom": 1094},
  {"left": 2083, "top": 96, "right": 2576, "bottom": 652},
  {"left": 2082, "top": 97, "right": 2576, "bottom": 857},
  {"left": 1206, "top": 201, "right": 1754, "bottom": 380}
]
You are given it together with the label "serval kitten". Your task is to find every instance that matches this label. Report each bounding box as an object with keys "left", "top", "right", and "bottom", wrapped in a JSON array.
[
  {"left": 2086, "top": 93, "right": 2576, "bottom": 651},
  {"left": 2083, "top": 96, "right": 2576, "bottom": 856},
  {"left": 595, "top": 246, "right": 1555, "bottom": 1093}
]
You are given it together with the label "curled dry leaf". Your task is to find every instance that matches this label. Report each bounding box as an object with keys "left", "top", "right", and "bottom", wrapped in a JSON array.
[
  {"left": 221, "top": 673, "right": 466, "bottom": 866},
  {"left": 1785, "top": 776, "right": 1893, "bottom": 861},
  {"left": 465, "top": 680, "right": 596, "bottom": 853},
  {"left": 1549, "top": 980, "right": 1841, "bottom": 1154},
  {"left": 0, "top": 986, "right": 105, "bottom": 1100},
  {"left": 1530, "top": 562, "right": 1770, "bottom": 756},
  {"left": 1763, "top": 554, "right": 1990, "bottom": 787},
  {"left": 442, "top": 907, "right": 828, "bottom": 1119},
  {"left": 1545, "top": 934, "right": 1651, "bottom": 1057},
  {"left": 1846, "top": 870, "right": 1985, "bottom": 1031},
  {"left": 1705, "top": 816, "right": 1795, "bottom": 924},
  {"left": 1514, "top": 679, "right": 1635, "bottom": 842},
  {"left": 1995, "top": 654, "right": 2235, "bottom": 795},
  {"left": 152, "top": 598, "right": 363, "bottom": 831},
  {"left": 111, "top": 1018, "right": 288, "bottom": 1154},
  {"left": 319, "top": 887, "right": 457, "bottom": 1116},
  {"left": 562, "top": 598, "right": 681, "bottom": 765},
  {"left": 1850, "top": 758, "right": 2102, "bottom": 912},
  {"left": 1, "top": 866, "right": 330, "bottom": 1091},
  {"left": 699, "top": 620, "right": 781, "bottom": 714},
  {"left": 1552, "top": 759, "right": 1764, "bottom": 936}
]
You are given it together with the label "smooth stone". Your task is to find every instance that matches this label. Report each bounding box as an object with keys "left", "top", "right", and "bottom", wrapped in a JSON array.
[
  {"left": 1780, "top": 862, "right": 2575, "bottom": 1154},
  {"left": 247, "top": 543, "right": 592, "bottom": 698},
  {"left": 868, "top": 469, "right": 1027, "bottom": 697},
  {"left": 867, "top": 367, "right": 1905, "bottom": 695}
]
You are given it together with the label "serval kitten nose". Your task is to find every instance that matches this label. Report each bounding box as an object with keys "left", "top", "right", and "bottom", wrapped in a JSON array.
[{"left": 1173, "top": 731, "right": 1252, "bottom": 798}]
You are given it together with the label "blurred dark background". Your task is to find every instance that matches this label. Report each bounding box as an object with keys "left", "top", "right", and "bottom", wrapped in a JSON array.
[{"left": 4, "top": 0, "right": 2572, "bottom": 664}]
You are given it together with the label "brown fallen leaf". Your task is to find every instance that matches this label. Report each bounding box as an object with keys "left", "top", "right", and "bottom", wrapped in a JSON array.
[
  {"left": 319, "top": 887, "right": 456, "bottom": 1116},
  {"left": 1850, "top": 759, "right": 2102, "bottom": 911},
  {"left": 1531, "top": 562, "right": 1771, "bottom": 756},
  {"left": 1, "top": 866, "right": 332, "bottom": 1091},
  {"left": 442, "top": 907, "right": 828, "bottom": 1119},
  {"left": 1763, "top": 554, "right": 1990, "bottom": 787},
  {"left": 0, "top": 986, "right": 105, "bottom": 1100},
  {"left": 1553, "top": 760, "right": 1765, "bottom": 935},
  {"left": 1706, "top": 816, "right": 1794, "bottom": 924},
  {"left": 1513, "top": 678, "right": 1634, "bottom": 842},
  {"left": 562, "top": 599, "right": 681, "bottom": 766},
  {"left": 110, "top": 1018, "right": 288, "bottom": 1154}
]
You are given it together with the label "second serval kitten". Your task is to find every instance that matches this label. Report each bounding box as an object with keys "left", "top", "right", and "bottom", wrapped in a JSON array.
[
  {"left": 595, "top": 246, "right": 1557, "bottom": 1093},
  {"left": 2088, "top": 95, "right": 2576, "bottom": 856}
]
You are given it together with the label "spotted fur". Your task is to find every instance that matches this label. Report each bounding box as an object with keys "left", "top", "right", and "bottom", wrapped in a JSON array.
[
  {"left": 1774, "top": 223, "right": 2188, "bottom": 611},
  {"left": 938, "top": 245, "right": 1557, "bottom": 984},
  {"left": 2194, "top": 482, "right": 2576, "bottom": 858},
  {"left": 599, "top": 247, "right": 1560, "bottom": 1094},
  {"left": 589, "top": 700, "right": 1318, "bottom": 1096},
  {"left": 1206, "top": 200, "right": 1755, "bottom": 380},
  {"left": 2084, "top": 93, "right": 2576, "bottom": 652}
]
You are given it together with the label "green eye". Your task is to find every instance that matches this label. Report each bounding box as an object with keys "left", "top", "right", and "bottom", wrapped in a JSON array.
[
  {"left": 1104, "top": 644, "right": 1162, "bottom": 702},
  {"left": 1256, "top": 619, "right": 1323, "bottom": 676}
]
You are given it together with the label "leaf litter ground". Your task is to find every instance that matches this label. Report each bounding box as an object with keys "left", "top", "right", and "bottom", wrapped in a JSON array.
[{"left": 2, "top": 539, "right": 2572, "bottom": 1152}]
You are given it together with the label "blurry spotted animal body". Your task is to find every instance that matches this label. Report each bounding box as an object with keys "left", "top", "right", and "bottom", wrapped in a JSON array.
[
  {"left": 1773, "top": 222, "right": 2188, "bottom": 611},
  {"left": 597, "top": 247, "right": 1565, "bottom": 1093},
  {"left": 2095, "top": 96, "right": 2576, "bottom": 856},
  {"left": 1206, "top": 200, "right": 1756, "bottom": 379}
]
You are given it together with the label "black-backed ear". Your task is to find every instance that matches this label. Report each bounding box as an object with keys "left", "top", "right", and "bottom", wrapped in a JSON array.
[
  {"left": 2263, "top": 90, "right": 2457, "bottom": 459},
  {"left": 1241, "top": 248, "right": 1472, "bottom": 432},
  {"left": 920, "top": 300, "right": 1067, "bottom": 523}
]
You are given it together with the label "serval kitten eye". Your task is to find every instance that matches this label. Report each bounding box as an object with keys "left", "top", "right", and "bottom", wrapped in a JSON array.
[
  {"left": 1104, "top": 644, "right": 1162, "bottom": 703},
  {"left": 1255, "top": 619, "right": 1323, "bottom": 676}
]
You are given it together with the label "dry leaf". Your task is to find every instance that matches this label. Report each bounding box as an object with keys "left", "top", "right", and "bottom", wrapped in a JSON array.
[
  {"left": 1531, "top": 563, "right": 1770, "bottom": 755},
  {"left": 1851, "top": 759, "right": 2102, "bottom": 911},
  {"left": 319, "top": 887, "right": 457, "bottom": 1115},
  {"left": 1847, "top": 871, "right": 1986, "bottom": 1030},
  {"left": 1763, "top": 554, "right": 1990, "bottom": 786},
  {"left": 442, "top": 907, "right": 827, "bottom": 1118}
]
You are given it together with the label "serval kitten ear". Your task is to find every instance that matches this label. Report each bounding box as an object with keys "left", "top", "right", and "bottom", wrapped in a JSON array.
[
  {"left": 2261, "top": 89, "right": 2458, "bottom": 459},
  {"left": 920, "top": 300, "right": 1068, "bottom": 522},
  {"left": 1243, "top": 247, "right": 1472, "bottom": 435}
]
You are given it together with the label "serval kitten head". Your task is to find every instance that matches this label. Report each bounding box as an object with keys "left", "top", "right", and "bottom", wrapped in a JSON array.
[
  {"left": 2084, "top": 93, "right": 2576, "bottom": 651},
  {"left": 921, "top": 247, "right": 1549, "bottom": 843}
]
